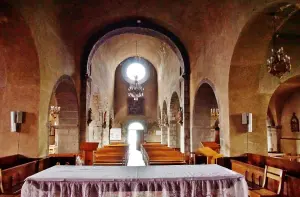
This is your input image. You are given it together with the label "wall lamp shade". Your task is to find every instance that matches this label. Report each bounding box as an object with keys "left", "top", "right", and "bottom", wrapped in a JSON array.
[{"left": 10, "top": 111, "right": 24, "bottom": 132}]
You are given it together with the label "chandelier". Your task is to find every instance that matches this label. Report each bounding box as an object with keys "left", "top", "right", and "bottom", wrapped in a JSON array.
[
  {"left": 128, "top": 75, "right": 144, "bottom": 101},
  {"left": 266, "top": 14, "right": 291, "bottom": 79},
  {"left": 50, "top": 106, "right": 60, "bottom": 117}
]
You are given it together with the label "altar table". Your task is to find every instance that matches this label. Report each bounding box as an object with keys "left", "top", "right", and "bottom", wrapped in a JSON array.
[{"left": 21, "top": 164, "right": 248, "bottom": 197}]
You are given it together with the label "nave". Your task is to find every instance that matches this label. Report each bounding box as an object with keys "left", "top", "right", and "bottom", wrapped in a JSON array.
[{"left": 1, "top": 0, "right": 300, "bottom": 196}]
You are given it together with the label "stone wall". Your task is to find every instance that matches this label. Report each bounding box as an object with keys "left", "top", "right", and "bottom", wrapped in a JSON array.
[
  {"left": 161, "top": 126, "right": 168, "bottom": 145},
  {"left": 56, "top": 127, "right": 79, "bottom": 153},
  {"left": 0, "top": 2, "right": 40, "bottom": 157}
]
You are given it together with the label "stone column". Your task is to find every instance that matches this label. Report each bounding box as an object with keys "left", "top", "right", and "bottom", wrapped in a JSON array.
[
  {"left": 56, "top": 127, "right": 79, "bottom": 153},
  {"left": 168, "top": 120, "right": 177, "bottom": 148},
  {"left": 80, "top": 74, "right": 92, "bottom": 144},
  {"left": 267, "top": 126, "right": 279, "bottom": 152},
  {"left": 161, "top": 126, "right": 168, "bottom": 145},
  {"left": 183, "top": 77, "right": 190, "bottom": 153}
]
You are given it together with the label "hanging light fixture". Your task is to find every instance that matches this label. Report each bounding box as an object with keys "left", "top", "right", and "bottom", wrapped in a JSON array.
[
  {"left": 127, "top": 40, "right": 144, "bottom": 101},
  {"left": 128, "top": 75, "right": 144, "bottom": 100},
  {"left": 266, "top": 13, "right": 291, "bottom": 79}
]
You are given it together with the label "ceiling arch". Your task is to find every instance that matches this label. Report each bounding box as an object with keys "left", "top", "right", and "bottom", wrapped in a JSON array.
[{"left": 82, "top": 18, "right": 190, "bottom": 78}]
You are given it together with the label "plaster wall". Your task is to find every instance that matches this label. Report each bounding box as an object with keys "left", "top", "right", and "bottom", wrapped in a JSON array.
[{"left": 0, "top": 3, "right": 40, "bottom": 157}]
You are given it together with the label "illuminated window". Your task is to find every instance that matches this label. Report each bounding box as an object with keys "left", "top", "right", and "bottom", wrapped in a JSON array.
[{"left": 126, "top": 63, "right": 146, "bottom": 82}]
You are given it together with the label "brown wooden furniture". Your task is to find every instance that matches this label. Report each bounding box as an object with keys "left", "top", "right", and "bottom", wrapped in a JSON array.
[
  {"left": 93, "top": 144, "right": 128, "bottom": 166},
  {"left": 80, "top": 142, "right": 99, "bottom": 165},
  {"left": 230, "top": 157, "right": 298, "bottom": 197},
  {"left": 201, "top": 142, "right": 220, "bottom": 153},
  {"left": 0, "top": 154, "right": 77, "bottom": 196},
  {"left": 249, "top": 165, "right": 285, "bottom": 197},
  {"left": 141, "top": 143, "right": 186, "bottom": 165},
  {"left": 0, "top": 160, "right": 38, "bottom": 195}
]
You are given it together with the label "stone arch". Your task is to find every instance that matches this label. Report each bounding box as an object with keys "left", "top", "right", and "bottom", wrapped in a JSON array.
[
  {"left": 48, "top": 75, "right": 79, "bottom": 154},
  {"left": 0, "top": 2, "right": 40, "bottom": 157},
  {"left": 169, "top": 92, "right": 182, "bottom": 151},
  {"left": 192, "top": 82, "right": 219, "bottom": 152},
  {"left": 228, "top": 1, "right": 299, "bottom": 155},
  {"left": 80, "top": 18, "right": 191, "bottom": 153},
  {"left": 267, "top": 75, "right": 300, "bottom": 153}
]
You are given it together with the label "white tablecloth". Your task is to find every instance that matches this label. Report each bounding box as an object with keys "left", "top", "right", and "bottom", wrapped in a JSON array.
[{"left": 21, "top": 164, "right": 248, "bottom": 197}]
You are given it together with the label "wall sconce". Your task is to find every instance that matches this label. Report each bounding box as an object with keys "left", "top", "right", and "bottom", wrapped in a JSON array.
[
  {"left": 10, "top": 111, "right": 24, "bottom": 132},
  {"left": 210, "top": 108, "right": 219, "bottom": 117},
  {"left": 242, "top": 113, "right": 253, "bottom": 132},
  {"left": 50, "top": 106, "right": 60, "bottom": 126}
]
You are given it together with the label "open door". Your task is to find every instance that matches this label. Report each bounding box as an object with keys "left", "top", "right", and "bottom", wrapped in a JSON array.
[{"left": 136, "top": 130, "right": 144, "bottom": 150}]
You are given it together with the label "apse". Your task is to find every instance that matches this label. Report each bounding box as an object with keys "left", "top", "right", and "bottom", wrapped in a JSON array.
[{"left": 84, "top": 32, "right": 184, "bottom": 148}]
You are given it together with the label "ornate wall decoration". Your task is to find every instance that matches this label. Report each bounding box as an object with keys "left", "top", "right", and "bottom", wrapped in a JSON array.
[
  {"left": 291, "top": 113, "right": 299, "bottom": 132},
  {"left": 128, "top": 97, "right": 144, "bottom": 115}
]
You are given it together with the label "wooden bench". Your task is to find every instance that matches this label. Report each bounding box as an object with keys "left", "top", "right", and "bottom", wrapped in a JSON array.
[
  {"left": 230, "top": 157, "right": 300, "bottom": 197},
  {"left": 141, "top": 144, "right": 186, "bottom": 165},
  {"left": 0, "top": 154, "right": 77, "bottom": 196},
  {"left": 93, "top": 145, "right": 128, "bottom": 166},
  {"left": 0, "top": 160, "right": 38, "bottom": 195}
]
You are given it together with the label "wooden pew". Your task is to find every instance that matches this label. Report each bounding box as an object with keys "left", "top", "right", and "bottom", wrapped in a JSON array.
[
  {"left": 230, "top": 154, "right": 300, "bottom": 197},
  {"left": 141, "top": 144, "right": 186, "bottom": 165},
  {"left": 0, "top": 154, "right": 77, "bottom": 196},
  {"left": 0, "top": 160, "right": 38, "bottom": 195},
  {"left": 93, "top": 145, "right": 128, "bottom": 166}
]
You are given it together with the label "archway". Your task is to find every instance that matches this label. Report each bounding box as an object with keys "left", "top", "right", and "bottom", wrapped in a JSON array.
[
  {"left": 228, "top": 2, "right": 300, "bottom": 155},
  {"left": 80, "top": 18, "right": 191, "bottom": 153},
  {"left": 127, "top": 121, "right": 144, "bottom": 151},
  {"left": 267, "top": 75, "right": 300, "bottom": 154},
  {"left": 192, "top": 82, "right": 219, "bottom": 151},
  {"left": 169, "top": 92, "right": 182, "bottom": 151},
  {"left": 48, "top": 75, "right": 79, "bottom": 154}
]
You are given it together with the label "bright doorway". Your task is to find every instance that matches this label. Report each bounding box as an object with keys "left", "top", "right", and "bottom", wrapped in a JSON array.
[
  {"left": 127, "top": 122, "right": 145, "bottom": 166},
  {"left": 128, "top": 122, "right": 144, "bottom": 151}
]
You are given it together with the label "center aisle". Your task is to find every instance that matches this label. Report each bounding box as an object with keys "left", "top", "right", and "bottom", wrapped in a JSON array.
[{"left": 127, "top": 149, "right": 146, "bottom": 166}]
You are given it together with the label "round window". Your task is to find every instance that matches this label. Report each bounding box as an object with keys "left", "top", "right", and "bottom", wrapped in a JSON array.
[{"left": 121, "top": 57, "right": 150, "bottom": 84}]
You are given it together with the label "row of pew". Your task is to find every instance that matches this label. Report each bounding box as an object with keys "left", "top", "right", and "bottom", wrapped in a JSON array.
[
  {"left": 93, "top": 144, "right": 128, "bottom": 166},
  {"left": 215, "top": 153, "right": 300, "bottom": 197},
  {"left": 141, "top": 143, "right": 186, "bottom": 165},
  {"left": 0, "top": 154, "right": 76, "bottom": 196}
]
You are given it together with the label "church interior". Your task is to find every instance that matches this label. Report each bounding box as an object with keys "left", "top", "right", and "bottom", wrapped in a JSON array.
[{"left": 1, "top": 0, "right": 300, "bottom": 196}]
